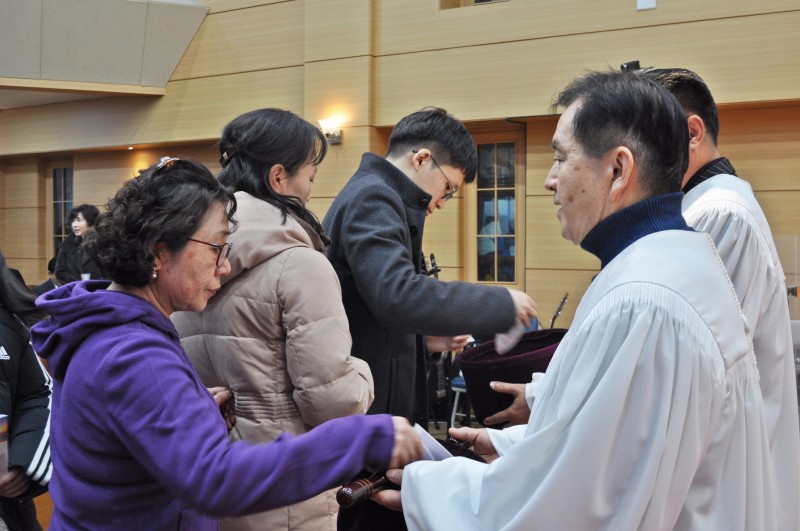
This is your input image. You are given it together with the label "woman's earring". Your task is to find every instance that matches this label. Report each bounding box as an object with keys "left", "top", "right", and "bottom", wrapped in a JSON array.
[{"left": 152, "top": 269, "right": 158, "bottom": 279}]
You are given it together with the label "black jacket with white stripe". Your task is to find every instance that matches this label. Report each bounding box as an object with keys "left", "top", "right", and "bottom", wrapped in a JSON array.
[{"left": 0, "top": 305, "right": 52, "bottom": 500}]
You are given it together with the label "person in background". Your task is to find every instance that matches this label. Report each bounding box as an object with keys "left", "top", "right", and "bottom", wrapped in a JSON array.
[
  {"left": 174, "top": 109, "right": 374, "bottom": 531},
  {"left": 54, "top": 204, "right": 103, "bottom": 284},
  {"left": 0, "top": 249, "right": 52, "bottom": 531},
  {"left": 34, "top": 258, "right": 59, "bottom": 296},
  {"left": 373, "top": 71, "right": 777, "bottom": 530},
  {"left": 30, "top": 157, "right": 422, "bottom": 530},
  {"left": 322, "top": 107, "right": 537, "bottom": 530},
  {"left": 644, "top": 66, "right": 800, "bottom": 531}
]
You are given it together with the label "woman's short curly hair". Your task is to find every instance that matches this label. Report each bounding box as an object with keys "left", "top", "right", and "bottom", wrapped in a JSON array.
[{"left": 84, "top": 158, "right": 237, "bottom": 288}]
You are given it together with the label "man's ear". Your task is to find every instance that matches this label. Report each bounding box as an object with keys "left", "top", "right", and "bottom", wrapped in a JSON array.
[
  {"left": 608, "top": 146, "right": 636, "bottom": 201},
  {"left": 411, "top": 148, "right": 431, "bottom": 171},
  {"left": 268, "top": 164, "right": 286, "bottom": 190},
  {"left": 687, "top": 114, "right": 705, "bottom": 150}
]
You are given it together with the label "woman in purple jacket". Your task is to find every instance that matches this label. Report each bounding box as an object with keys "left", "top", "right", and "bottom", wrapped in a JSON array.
[{"left": 30, "top": 157, "right": 422, "bottom": 530}]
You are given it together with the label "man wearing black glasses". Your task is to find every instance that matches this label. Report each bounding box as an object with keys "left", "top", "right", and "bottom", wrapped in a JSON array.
[{"left": 323, "top": 106, "right": 537, "bottom": 531}]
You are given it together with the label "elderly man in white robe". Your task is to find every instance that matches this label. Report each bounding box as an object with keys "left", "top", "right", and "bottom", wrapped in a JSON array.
[{"left": 372, "top": 71, "right": 778, "bottom": 530}]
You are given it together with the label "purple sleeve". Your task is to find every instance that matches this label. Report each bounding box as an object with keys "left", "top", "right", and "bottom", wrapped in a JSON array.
[{"left": 105, "top": 333, "right": 395, "bottom": 516}]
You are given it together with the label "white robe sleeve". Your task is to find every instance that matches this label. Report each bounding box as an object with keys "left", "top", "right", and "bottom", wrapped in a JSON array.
[{"left": 401, "top": 285, "right": 727, "bottom": 531}]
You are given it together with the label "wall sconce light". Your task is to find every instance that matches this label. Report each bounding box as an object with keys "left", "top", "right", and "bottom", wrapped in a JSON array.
[{"left": 318, "top": 118, "right": 343, "bottom": 145}]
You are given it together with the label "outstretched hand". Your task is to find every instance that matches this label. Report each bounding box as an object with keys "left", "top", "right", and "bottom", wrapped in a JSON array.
[
  {"left": 371, "top": 468, "right": 404, "bottom": 511},
  {"left": 483, "top": 382, "right": 531, "bottom": 427}
]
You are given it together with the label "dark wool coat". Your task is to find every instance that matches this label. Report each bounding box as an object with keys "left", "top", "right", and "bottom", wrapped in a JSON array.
[
  {"left": 54, "top": 234, "right": 103, "bottom": 284},
  {"left": 323, "top": 153, "right": 517, "bottom": 427}
]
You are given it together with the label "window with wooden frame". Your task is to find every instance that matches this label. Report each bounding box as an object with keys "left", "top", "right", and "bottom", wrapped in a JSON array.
[
  {"left": 46, "top": 161, "right": 74, "bottom": 258},
  {"left": 463, "top": 130, "right": 525, "bottom": 290}
]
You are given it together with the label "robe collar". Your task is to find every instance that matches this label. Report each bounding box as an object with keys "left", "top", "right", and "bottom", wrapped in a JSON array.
[
  {"left": 683, "top": 157, "right": 737, "bottom": 194},
  {"left": 580, "top": 192, "right": 692, "bottom": 269}
]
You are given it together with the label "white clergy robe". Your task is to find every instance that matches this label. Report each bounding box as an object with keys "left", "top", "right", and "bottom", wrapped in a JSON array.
[
  {"left": 401, "top": 230, "right": 777, "bottom": 530},
  {"left": 683, "top": 173, "right": 800, "bottom": 531}
]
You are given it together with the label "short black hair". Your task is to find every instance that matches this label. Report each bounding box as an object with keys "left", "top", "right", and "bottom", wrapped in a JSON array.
[
  {"left": 69, "top": 204, "right": 100, "bottom": 226},
  {"left": 84, "top": 158, "right": 237, "bottom": 288},
  {"left": 387, "top": 107, "right": 478, "bottom": 183},
  {"left": 217, "top": 108, "right": 327, "bottom": 234},
  {"left": 553, "top": 70, "right": 689, "bottom": 196},
  {"left": 643, "top": 68, "right": 720, "bottom": 145}
]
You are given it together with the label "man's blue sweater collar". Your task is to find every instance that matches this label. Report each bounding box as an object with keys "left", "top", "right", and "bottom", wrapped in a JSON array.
[{"left": 580, "top": 192, "right": 692, "bottom": 269}]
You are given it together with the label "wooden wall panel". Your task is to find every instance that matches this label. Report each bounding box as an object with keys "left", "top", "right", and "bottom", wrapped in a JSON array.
[
  {"left": 313, "top": 127, "right": 378, "bottom": 200},
  {"left": 526, "top": 195, "right": 600, "bottom": 271},
  {"left": 72, "top": 145, "right": 219, "bottom": 208},
  {"left": 754, "top": 191, "right": 800, "bottom": 238},
  {"left": 525, "top": 269, "right": 596, "bottom": 330},
  {"left": 4, "top": 207, "right": 42, "bottom": 260},
  {"left": 0, "top": 68, "right": 304, "bottom": 156},
  {"left": 304, "top": 56, "right": 373, "bottom": 129},
  {"left": 719, "top": 106, "right": 800, "bottom": 192},
  {"left": 2, "top": 160, "right": 40, "bottom": 209},
  {"left": 377, "top": 0, "right": 799, "bottom": 55},
  {"left": 305, "top": 0, "right": 372, "bottom": 62},
  {"left": 172, "top": 2, "right": 304, "bottom": 80},
  {"left": 525, "top": 116, "right": 559, "bottom": 198},
  {"left": 376, "top": 12, "right": 800, "bottom": 125}
]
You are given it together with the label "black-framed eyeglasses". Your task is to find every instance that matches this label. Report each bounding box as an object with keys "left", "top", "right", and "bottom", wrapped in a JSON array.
[
  {"left": 430, "top": 156, "right": 458, "bottom": 202},
  {"left": 187, "top": 238, "right": 232, "bottom": 268}
]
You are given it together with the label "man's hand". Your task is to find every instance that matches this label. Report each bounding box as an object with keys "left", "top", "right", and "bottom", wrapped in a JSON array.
[
  {"left": 483, "top": 382, "right": 531, "bottom": 427},
  {"left": 448, "top": 426, "right": 498, "bottom": 463},
  {"left": 426, "top": 335, "right": 471, "bottom": 354},
  {"left": 0, "top": 467, "right": 30, "bottom": 498},
  {"left": 208, "top": 386, "right": 236, "bottom": 432},
  {"left": 506, "top": 288, "right": 537, "bottom": 328},
  {"left": 371, "top": 468, "right": 404, "bottom": 511}
]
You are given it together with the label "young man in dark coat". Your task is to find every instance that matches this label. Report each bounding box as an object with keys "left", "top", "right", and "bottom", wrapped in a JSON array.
[{"left": 323, "top": 107, "right": 537, "bottom": 530}]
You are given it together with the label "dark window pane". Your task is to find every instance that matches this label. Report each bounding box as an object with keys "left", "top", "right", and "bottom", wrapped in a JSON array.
[
  {"left": 497, "top": 142, "right": 515, "bottom": 188},
  {"left": 478, "top": 239, "right": 495, "bottom": 281},
  {"left": 477, "top": 191, "right": 496, "bottom": 234},
  {"left": 497, "top": 237, "right": 515, "bottom": 282},
  {"left": 477, "top": 144, "right": 495, "bottom": 189},
  {"left": 54, "top": 169, "right": 63, "bottom": 199}
]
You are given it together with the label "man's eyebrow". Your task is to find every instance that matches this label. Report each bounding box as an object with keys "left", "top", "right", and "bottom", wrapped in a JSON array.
[{"left": 551, "top": 139, "right": 560, "bottom": 151}]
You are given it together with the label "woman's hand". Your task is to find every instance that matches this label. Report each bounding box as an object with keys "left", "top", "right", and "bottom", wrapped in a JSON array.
[
  {"left": 208, "top": 387, "right": 236, "bottom": 432},
  {"left": 388, "top": 417, "right": 423, "bottom": 469}
]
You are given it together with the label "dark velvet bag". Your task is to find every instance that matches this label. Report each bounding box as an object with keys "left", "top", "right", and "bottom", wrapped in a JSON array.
[{"left": 456, "top": 328, "right": 567, "bottom": 427}]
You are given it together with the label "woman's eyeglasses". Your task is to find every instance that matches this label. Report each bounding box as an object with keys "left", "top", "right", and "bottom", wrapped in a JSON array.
[{"left": 187, "top": 238, "right": 233, "bottom": 268}]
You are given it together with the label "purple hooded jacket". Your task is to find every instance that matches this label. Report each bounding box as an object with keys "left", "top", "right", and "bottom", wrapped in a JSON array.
[{"left": 31, "top": 281, "right": 394, "bottom": 530}]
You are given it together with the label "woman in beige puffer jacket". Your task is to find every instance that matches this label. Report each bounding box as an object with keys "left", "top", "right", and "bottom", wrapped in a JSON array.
[{"left": 173, "top": 109, "right": 374, "bottom": 531}]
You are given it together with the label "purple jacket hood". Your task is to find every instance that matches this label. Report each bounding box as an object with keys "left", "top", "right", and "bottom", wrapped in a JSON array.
[{"left": 32, "top": 280, "right": 174, "bottom": 379}]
